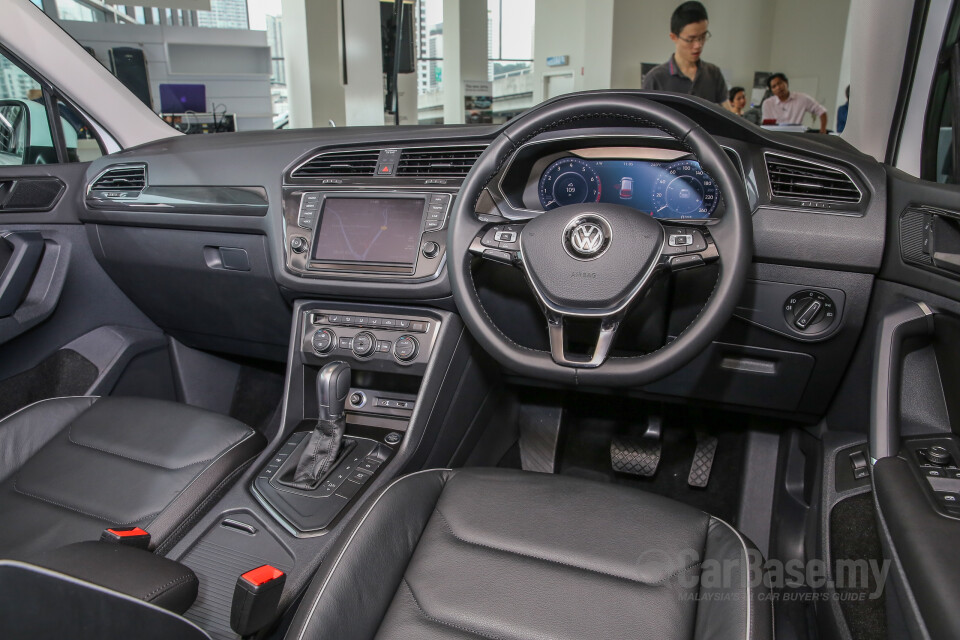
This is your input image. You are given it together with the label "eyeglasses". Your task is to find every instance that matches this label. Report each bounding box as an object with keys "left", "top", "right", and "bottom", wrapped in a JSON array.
[{"left": 678, "top": 31, "right": 711, "bottom": 45}]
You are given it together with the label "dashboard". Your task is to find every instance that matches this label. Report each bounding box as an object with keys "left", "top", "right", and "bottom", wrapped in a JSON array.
[{"left": 74, "top": 91, "right": 888, "bottom": 419}]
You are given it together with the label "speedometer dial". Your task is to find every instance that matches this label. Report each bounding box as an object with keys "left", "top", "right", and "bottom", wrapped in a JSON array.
[
  {"left": 538, "top": 158, "right": 602, "bottom": 210},
  {"left": 651, "top": 160, "right": 719, "bottom": 219}
]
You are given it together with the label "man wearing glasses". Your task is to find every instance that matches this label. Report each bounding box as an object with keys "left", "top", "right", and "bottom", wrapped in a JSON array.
[{"left": 642, "top": 1, "right": 729, "bottom": 107}]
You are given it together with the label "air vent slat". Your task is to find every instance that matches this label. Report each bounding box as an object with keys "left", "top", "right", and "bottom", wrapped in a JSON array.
[
  {"left": 397, "top": 145, "right": 487, "bottom": 177},
  {"left": 90, "top": 165, "right": 146, "bottom": 194},
  {"left": 292, "top": 150, "right": 380, "bottom": 178},
  {"left": 765, "top": 154, "right": 861, "bottom": 205}
]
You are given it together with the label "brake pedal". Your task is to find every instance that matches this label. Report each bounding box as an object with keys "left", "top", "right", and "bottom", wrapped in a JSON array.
[
  {"left": 687, "top": 434, "right": 718, "bottom": 488},
  {"left": 611, "top": 416, "right": 662, "bottom": 477}
]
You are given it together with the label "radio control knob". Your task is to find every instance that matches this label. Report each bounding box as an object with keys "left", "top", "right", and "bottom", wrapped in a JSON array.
[
  {"left": 422, "top": 241, "right": 440, "bottom": 259},
  {"left": 291, "top": 236, "right": 308, "bottom": 253},
  {"left": 312, "top": 328, "right": 335, "bottom": 354},
  {"left": 352, "top": 331, "right": 376, "bottom": 357},
  {"left": 394, "top": 335, "right": 419, "bottom": 361}
]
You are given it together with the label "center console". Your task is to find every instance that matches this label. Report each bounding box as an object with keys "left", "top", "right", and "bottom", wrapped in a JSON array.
[
  {"left": 251, "top": 305, "right": 448, "bottom": 537},
  {"left": 159, "top": 297, "right": 491, "bottom": 639}
]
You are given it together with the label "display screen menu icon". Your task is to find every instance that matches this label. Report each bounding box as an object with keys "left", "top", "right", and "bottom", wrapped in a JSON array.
[{"left": 312, "top": 198, "right": 424, "bottom": 265}]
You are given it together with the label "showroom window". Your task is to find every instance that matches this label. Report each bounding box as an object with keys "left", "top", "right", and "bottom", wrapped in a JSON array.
[{"left": 33, "top": 0, "right": 857, "bottom": 135}]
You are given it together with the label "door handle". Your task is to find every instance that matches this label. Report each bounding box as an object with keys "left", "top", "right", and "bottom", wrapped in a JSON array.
[{"left": 0, "top": 230, "right": 44, "bottom": 317}]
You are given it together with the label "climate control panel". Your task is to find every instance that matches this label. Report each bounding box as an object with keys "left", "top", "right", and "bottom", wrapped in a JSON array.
[{"left": 301, "top": 309, "right": 439, "bottom": 369}]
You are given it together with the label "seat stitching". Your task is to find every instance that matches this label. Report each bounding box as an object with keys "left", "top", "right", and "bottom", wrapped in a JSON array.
[
  {"left": 293, "top": 469, "right": 452, "bottom": 640},
  {"left": 401, "top": 578, "right": 509, "bottom": 640},
  {"left": 711, "top": 516, "right": 753, "bottom": 640},
  {"left": 152, "top": 452, "right": 257, "bottom": 556},
  {"left": 12, "top": 475, "right": 160, "bottom": 525},
  {"left": 433, "top": 507, "right": 701, "bottom": 586},
  {"left": 142, "top": 573, "right": 195, "bottom": 601},
  {"left": 0, "top": 396, "right": 99, "bottom": 431},
  {"left": 68, "top": 424, "right": 221, "bottom": 470}
]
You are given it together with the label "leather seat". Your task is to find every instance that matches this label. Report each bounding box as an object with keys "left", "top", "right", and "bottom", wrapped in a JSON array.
[
  {"left": 287, "top": 468, "right": 772, "bottom": 640},
  {"left": 0, "top": 396, "right": 264, "bottom": 559}
]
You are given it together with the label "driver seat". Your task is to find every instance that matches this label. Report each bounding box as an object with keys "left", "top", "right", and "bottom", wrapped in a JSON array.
[{"left": 286, "top": 468, "right": 772, "bottom": 640}]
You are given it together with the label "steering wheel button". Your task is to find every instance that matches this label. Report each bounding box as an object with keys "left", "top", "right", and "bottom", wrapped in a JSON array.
[
  {"left": 483, "top": 249, "right": 514, "bottom": 265},
  {"left": 687, "top": 231, "right": 707, "bottom": 252},
  {"left": 494, "top": 231, "right": 518, "bottom": 243},
  {"left": 669, "top": 254, "right": 704, "bottom": 270},
  {"left": 668, "top": 234, "right": 693, "bottom": 247}
]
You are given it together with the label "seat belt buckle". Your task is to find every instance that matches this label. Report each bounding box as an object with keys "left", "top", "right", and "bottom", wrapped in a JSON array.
[
  {"left": 99, "top": 526, "right": 151, "bottom": 550},
  {"left": 230, "top": 564, "right": 286, "bottom": 636}
]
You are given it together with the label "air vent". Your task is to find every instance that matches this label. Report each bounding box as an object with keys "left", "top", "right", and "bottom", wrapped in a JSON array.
[
  {"left": 397, "top": 145, "right": 487, "bottom": 177},
  {"left": 292, "top": 149, "right": 380, "bottom": 178},
  {"left": 89, "top": 165, "right": 146, "bottom": 195},
  {"left": 765, "top": 154, "right": 861, "bottom": 203}
]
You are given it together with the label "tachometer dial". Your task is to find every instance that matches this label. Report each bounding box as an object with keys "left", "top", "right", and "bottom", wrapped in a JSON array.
[
  {"left": 538, "top": 158, "right": 602, "bottom": 210},
  {"left": 650, "top": 160, "right": 719, "bottom": 219}
]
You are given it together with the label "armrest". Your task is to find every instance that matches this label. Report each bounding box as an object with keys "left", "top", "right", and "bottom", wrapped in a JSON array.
[
  {"left": 27, "top": 541, "right": 198, "bottom": 614},
  {"left": 0, "top": 559, "right": 209, "bottom": 640},
  {"left": 874, "top": 456, "right": 960, "bottom": 638}
]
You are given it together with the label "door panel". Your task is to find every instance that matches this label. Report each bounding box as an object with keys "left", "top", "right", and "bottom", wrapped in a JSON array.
[
  {"left": 863, "top": 166, "right": 960, "bottom": 639},
  {"left": 0, "top": 161, "right": 165, "bottom": 415}
]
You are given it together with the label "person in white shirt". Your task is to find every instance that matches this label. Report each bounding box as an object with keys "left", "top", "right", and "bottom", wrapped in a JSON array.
[{"left": 761, "top": 73, "right": 828, "bottom": 133}]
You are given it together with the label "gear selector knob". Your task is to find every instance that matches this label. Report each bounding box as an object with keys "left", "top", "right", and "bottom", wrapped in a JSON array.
[{"left": 317, "top": 361, "right": 351, "bottom": 422}]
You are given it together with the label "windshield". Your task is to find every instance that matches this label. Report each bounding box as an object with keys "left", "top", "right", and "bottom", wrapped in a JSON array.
[{"left": 35, "top": 0, "right": 853, "bottom": 135}]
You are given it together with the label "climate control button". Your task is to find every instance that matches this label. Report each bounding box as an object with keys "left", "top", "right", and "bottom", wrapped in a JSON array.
[
  {"left": 352, "top": 331, "right": 376, "bottom": 357},
  {"left": 393, "top": 335, "right": 419, "bottom": 361},
  {"left": 312, "top": 328, "right": 336, "bottom": 354}
]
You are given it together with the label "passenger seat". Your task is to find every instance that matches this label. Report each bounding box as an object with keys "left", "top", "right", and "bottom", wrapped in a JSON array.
[{"left": 0, "top": 396, "right": 264, "bottom": 559}]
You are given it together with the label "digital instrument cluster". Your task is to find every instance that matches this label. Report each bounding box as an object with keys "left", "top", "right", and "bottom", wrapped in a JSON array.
[{"left": 537, "top": 157, "right": 720, "bottom": 219}]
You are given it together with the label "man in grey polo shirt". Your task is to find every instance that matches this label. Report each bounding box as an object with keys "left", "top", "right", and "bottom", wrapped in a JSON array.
[{"left": 642, "top": 1, "right": 729, "bottom": 106}]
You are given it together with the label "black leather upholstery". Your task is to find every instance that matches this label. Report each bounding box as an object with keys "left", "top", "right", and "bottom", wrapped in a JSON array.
[
  {"left": 287, "top": 468, "right": 773, "bottom": 640},
  {"left": 0, "top": 396, "right": 264, "bottom": 559},
  {"left": 0, "top": 561, "right": 212, "bottom": 640},
  {"left": 28, "top": 541, "right": 199, "bottom": 613}
]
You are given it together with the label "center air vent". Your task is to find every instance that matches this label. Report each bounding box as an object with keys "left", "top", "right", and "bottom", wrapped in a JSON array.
[
  {"left": 89, "top": 164, "right": 146, "bottom": 197},
  {"left": 292, "top": 149, "right": 380, "bottom": 178},
  {"left": 397, "top": 145, "right": 487, "bottom": 178},
  {"left": 765, "top": 154, "right": 861, "bottom": 203}
]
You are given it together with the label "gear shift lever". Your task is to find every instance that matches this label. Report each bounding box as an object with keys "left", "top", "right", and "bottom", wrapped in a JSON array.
[{"left": 292, "top": 361, "right": 352, "bottom": 486}]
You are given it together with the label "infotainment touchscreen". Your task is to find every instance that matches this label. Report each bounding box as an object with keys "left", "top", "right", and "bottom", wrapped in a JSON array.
[{"left": 312, "top": 197, "right": 424, "bottom": 265}]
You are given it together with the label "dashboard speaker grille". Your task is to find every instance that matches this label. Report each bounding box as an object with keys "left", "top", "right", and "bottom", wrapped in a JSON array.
[
  {"left": 292, "top": 149, "right": 380, "bottom": 178},
  {"left": 397, "top": 145, "right": 487, "bottom": 177},
  {"left": 90, "top": 165, "right": 146, "bottom": 192},
  {"left": 765, "top": 154, "right": 861, "bottom": 203}
]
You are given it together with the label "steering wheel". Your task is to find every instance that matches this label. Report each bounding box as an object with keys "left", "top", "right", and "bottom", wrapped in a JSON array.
[{"left": 448, "top": 92, "right": 753, "bottom": 386}]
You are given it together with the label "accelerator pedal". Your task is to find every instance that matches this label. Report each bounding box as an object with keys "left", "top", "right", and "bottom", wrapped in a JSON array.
[
  {"left": 610, "top": 416, "right": 662, "bottom": 477},
  {"left": 687, "top": 433, "right": 718, "bottom": 488}
]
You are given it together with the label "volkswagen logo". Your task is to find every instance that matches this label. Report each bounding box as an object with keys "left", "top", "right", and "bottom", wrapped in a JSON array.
[{"left": 563, "top": 215, "right": 611, "bottom": 260}]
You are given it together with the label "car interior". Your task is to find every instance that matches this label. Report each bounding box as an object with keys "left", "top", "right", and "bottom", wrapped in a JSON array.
[{"left": 3, "top": 0, "right": 960, "bottom": 638}]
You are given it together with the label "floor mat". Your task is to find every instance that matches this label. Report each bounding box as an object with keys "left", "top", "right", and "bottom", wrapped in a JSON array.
[{"left": 557, "top": 396, "right": 748, "bottom": 525}]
